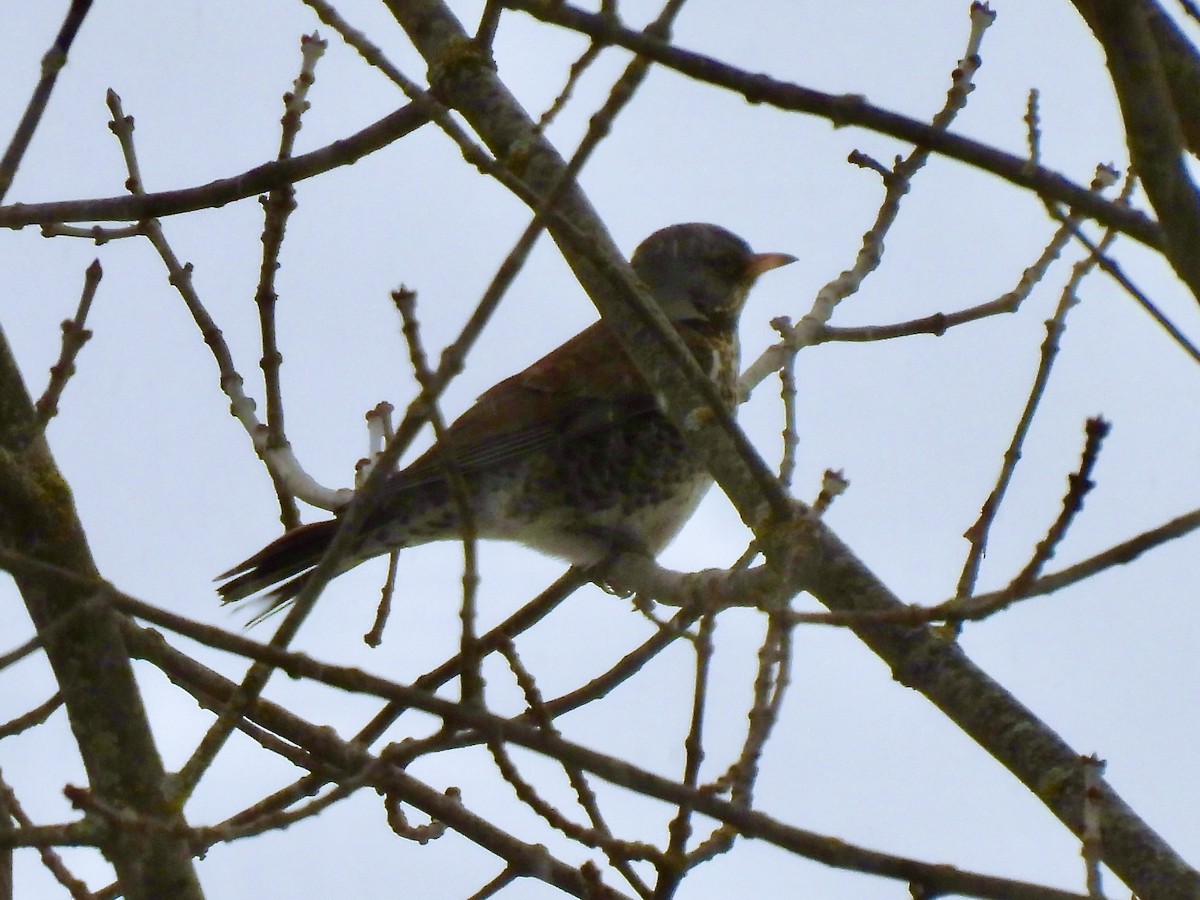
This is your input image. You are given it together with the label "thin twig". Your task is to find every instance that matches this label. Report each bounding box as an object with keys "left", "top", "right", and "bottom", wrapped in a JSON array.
[
  {"left": 198, "top": 783, "right": 359, "bottom": 852},
  {"left": 740, "top": 4, "right": 998, "bottom": 398},
  {"left": 363, "top": 549, "right": 400, "bottom": 647},
  {"left": 302, "top": 0, "right": 415, "bottom": 91},
  {"left": 103, "top": 90, "right": 349, "bottom": 511},
  {"left": 0, "top": 632, "right": 42, "bottom": 676},
  {"left": 1057, "top": 215, "right": 1200, "bottom": 366},
  {"left": 1, "top": 100, "right": 435, "bottom": 230},
  {"left": 463, "top": 868, "right": 519, "bottom": 900},
  {"left": 0, "top": 773, "right": 93, "bottom": 900},
  {"left": 493, "top": 639, "right": 661, "bottom": 890},
  {"left": 0, "top": 0, "right": 95, "bottom": 204},
  {"left": 384, "top": 787, "right": 453, "bottom": 844},
  {"left": 254, "top": 33, "right": 327, "bottom": 530},
  {"left": 33, "top": 260, "right": 102, "bottom": 431},
  {"left": 542, "top": 604, "right": 703, "bottom": 718},
  {"left": 211, "top": 569, "right": 588, "bottom": 832},
  {"left": 0, "top": 693, "right": 63, "bottom": 740},
  {"left": 1025, "top": 87, "right": 1042, "bottom": 165},
  {"left": 394, "top": 287, "right": 482, "bottom": 704},
  {"left": 0, "top": 591, "right": 108, "bottom": 673},
  {"left": 688, "top": 615, "right": 792, "bottom": 868},
  {"left": 1007, "top": 417, "right": 1111, "bottom": 592},
  {"left": 945, "top": 504, "right": 1200, "bottom": 622},
  {"left": 534, "top": 42, "right": 606, "bottom": 136},
  {"left": 958, "top": 170, "right": 1124, "bottom": 599},
  {"left": 782, "top": 203, "right": 1075, "bottom": 356},
  {"left": 772, "top": 316, "right": 798, "bottom": 488},
  {"left": 658, "top": 613, "right": 715, "bottom": 893}
]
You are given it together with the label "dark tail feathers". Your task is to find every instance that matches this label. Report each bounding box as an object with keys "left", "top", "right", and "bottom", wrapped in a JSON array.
[{"left": 216, "top": 520, "right": 340, "bottom": 616}]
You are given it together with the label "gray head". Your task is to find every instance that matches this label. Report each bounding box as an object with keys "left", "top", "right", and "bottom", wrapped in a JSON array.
[{"left": 630, "top": 223, "right": 795, "bottom": 327}]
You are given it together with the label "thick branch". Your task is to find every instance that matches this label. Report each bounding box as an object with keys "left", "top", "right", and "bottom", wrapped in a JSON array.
[
  {"left": 1088, "top": 0, "right": 1200, "bottom": 303},
  {"left": 0, "top": 325, "right": 203, "bottom": 899},
  {"left": 1070, "top": 0, "right": 1200, "bottom": 155}
]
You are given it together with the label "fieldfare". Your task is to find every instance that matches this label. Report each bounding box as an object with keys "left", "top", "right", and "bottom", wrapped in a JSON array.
[{"left": 217, "top": 223, "right": 794, "bottom": 614}]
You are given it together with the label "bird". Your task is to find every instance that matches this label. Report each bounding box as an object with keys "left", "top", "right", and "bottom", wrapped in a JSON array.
[{"left": 217, "top": 223, "right": 795, "bottom": 617}]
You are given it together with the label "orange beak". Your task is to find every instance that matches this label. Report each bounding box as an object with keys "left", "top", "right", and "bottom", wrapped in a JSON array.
[{"left": 746, "top": 251, "right": 797, "bottom": 278}]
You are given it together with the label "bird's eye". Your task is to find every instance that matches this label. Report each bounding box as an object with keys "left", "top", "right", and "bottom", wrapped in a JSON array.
[{"left": 708, "top": 250, "right": 745, "bottom": 280}]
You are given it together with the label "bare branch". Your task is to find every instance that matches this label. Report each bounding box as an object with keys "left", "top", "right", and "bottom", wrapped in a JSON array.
[
  {"left": 741, "top": 7, "right": 999, "bottom": 396},
  {"left": 120, "top": 617, "right": 1106, "bottom": 900},
  {"left": 0, "top": 693, "right": 62, "bottom": 740},
  {"left": 1088, "top": 0, "right": 1200, "bottom": 304},
  {"left": 253, "top": 33, "right": 328, "bottom": 530},
  {"left": 0, "top": 773, "right": 94, "bottom": 900},
  {"left": 958, "top": 178, "right": 1123, "bottom": 598},
  {"left": 0, "top": 0, "right": 95, "bottom": 204},
  {"left": 32, "top": 259, "right": 101, "bottom": 430},
  {"left": 1008, "top": 417, "right": 1112, "bottom": 591},
  {"left": 503, "top": 0, "right": 1162, "bottom": 250}
]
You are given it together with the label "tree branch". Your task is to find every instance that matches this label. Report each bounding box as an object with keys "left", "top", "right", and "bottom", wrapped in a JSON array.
[
  {"left": 0, "top": 323, "right": 203, "bottom": 899},
  {"left": 502, "top": 0, "right": 1162, "bottom": 250},
  {"left": 1087, "top": 0, "right": 1200, "bottom": 304}
]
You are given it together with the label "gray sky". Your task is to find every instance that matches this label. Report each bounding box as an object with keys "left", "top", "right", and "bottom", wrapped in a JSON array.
[{"left": 2, "top": 1, "right": 1198, "bottom": 897}]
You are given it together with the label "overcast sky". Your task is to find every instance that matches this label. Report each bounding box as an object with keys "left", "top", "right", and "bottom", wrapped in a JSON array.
[{"left": 2, "top": 2, "right": 1199, "bottom": 898}]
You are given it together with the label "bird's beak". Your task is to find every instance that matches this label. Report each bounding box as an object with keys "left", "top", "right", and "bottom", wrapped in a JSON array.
[{"left": 746, "top": 251, "right": 797, "bottom": 279}]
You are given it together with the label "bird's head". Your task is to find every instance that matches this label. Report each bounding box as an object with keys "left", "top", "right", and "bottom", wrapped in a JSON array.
[{"left": 631, "top": 223, "right": 795, "bottom": 328}]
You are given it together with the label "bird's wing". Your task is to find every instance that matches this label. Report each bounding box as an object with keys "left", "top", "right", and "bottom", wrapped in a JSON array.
[{"left": 387, "top": 322, "right": 661, "bottom": 491}]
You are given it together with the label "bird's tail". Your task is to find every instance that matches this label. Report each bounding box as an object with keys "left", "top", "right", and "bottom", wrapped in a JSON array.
[{"left": 216, "top": 520, "right": 341, "bottom": 618}]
